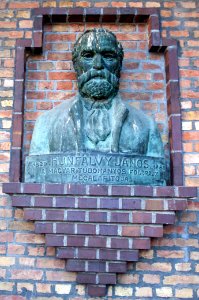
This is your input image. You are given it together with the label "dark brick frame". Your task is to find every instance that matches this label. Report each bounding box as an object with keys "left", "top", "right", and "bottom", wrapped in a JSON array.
[{"left": 9, "top": 8, "right": 185, "bottom": 188}]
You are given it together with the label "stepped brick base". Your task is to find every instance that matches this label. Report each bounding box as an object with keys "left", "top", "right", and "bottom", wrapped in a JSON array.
[{"left": 3, "top": 183, "right": 197, "bottom": 297}]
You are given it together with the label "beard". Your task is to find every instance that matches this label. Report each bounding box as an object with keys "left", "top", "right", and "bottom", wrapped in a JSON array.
[
  {"left": 78, "top": 69, "right": 119, "bottom": 100},
  {"left": 82, "top": 78, "right": 114, "bottom": 99}
]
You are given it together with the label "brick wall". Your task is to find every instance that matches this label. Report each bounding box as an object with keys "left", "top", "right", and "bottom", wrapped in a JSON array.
[{"left": 0, "top": 0, "right": 199, "bottom": 299}]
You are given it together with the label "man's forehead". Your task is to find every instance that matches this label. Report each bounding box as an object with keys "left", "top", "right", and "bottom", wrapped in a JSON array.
[{"left": 80, "top": 31, "right": 118, "bottom": 50}]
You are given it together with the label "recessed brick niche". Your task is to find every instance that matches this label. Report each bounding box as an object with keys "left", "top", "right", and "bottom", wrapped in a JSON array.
[{"left": 3, "top": 8, "right": 197, "bottom": 297}]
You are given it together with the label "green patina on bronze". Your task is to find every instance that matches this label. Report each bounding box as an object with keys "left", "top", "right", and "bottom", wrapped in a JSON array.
[{"left": 26, "top": 28, "right": 168, "bottom": 185}]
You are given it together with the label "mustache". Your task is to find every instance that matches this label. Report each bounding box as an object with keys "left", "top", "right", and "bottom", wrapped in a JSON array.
[{"left": 78, "top": 69, "right": 119, "bottom": 90}]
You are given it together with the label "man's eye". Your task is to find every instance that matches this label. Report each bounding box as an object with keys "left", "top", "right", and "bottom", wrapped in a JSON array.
[
  {"left": 103, "top": 52, "right": 115, "bottom": 59},
  {"left": 82, "top": 52, "right": 94, "bottom": 58}
]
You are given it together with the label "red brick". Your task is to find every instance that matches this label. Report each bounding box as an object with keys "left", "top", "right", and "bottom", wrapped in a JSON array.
[
  {"left": 183, "top": 131, "right": 199, "bottom": 141},
  {"left": 67, "top": 210, "right": 85, "bottom": 222},
  {"left": 99, "top": 224, "right": 118, "bottom": 236},
  {"left": 110, "top": 212, "right": 129, "bottom": 223},
  {"left": 155, "top": 213, "right": 175, "bottom": 224},
  {"left": 45, "top": 209, "right": 64, "bottom": 221},
  {"left": 88, "top": 236, "right": 107, "bottom": 248},
  {"left": 180, "top": 69, "right": 199, "bottom": 77},
  {"left": 87, "top": 284, "right": 107, "bottom": 297},
  {"left": 11, "top": 270, "right": 43, "bottom": 280},
  {"left": 156, "top": 187, "right": 175, "bottom": 197},
  {"left": 28, "top": 72, "right": 46, "bottom": 80},
  {"left": 99, "top": 249, "right": 117, "bottom": 260},
  {"left": 168, "top": 199, "right": 187, "bottom": 210},
  {"left": 108, "top": 262, "right": 127, "bottom": 273},
  {"left": 23, "top": 183, "right": 42, "bottom": 194},
  {"left": 133, "top": 238, "right": 151, "bottom": 249},
  {"left": 89, "top": 185, "right": 109, "bottom": 196},
  {"left": 100, "top": 197, "right": 119, "bottom": 209},
  {"left": 78, "top": 248, "right": 96, "bottom": 260},
  {"left": 35, "top": 222, "right": 53, "bottom": 234},
  {"left": 45, "top": 184, "right": 65, "bottom": 194},
  {"left": 8, "top": 245, "right": 25, "bottom": 255},
  {"left": 67, "top": 183, "right": 86, "bottom": 195},
  {"left": 111, "top": 237, "right": 129, "bottom": 249},
  {"left": 77, "top": 224, "right": 96, "bottom": 235},
  {"left": 137, "top": 262, "right": 172, "bottom": 272},
  {"left": 0, "top": 232, "right": 13, "bottom": 242},
  {"left": 78, "top": 197, "right": 97, "bottom": 208},
  {"left": 134, "top": 186, "right": 153, "bottom": 196},
  {"left": 120, "top": 250, "right": 139, "bottom": 261},
  {"left": 12, "top": 196, "right": 31, "bottom": 207},
  {"left": 57, "top": 81, "right": 73, "bottom": 90},
  {"left": 98, "top": 273, "right": 116, "bottom": 284},
  {"left": 45, "top": 33, "right": 76, "bottom": 42},
  {"left": 66, "top": 259, "right": 86, "bottom": 272},
  {"left": 46, "top": 234, "right": 64, "bottom": 247},
  {"left": 157, "top": 250, "right": 184, "bottom": 259},
  {"left": 0, "top": 208, "right": 12, "bottom": 218},
  {"left": 89, "top": 211, "right": 107, "bottom": 222},
  {"left": 16, "top": 233, "right": 44, "bottom": 244},
  {"left": 36, "top": 258, "right": 65, "bottom": 269},
  {"left": 122, "top": 198, "right": 142, "bottom": 209},
  {"left": 56, "top": 223, "right": 75, "bottom": 234},
  {"left": 133, "top": 212, "right": 152, "bottom": 223},
  {"left": 77, "top": 272, "right": 96, "bottom": 284},
  {"left": 55, "top": 197, "right": 76, "bottom": 208},
  {"left": 9, "top": 2, "right": 39, "bottom": 8},
  {"left": 67, "top": 236, "right": 85, "bottom": 247},
  {"left": 88, "top": 261, "right": 106, "bottom": 272},
  {"left": 95, "top": 2, "right": 108, "bottom": 7},
  {"left": 57, "top": 248, "right": 75, "bottom": 259},
  {"left": 47, "top": 53, "right": 72, "bottom": 61},
  {"left": 24, "top": 209, "right": 43, "bottom": 220},
  {"left": 46, "top": 270, "right": 76, "bottom": 281},
  {"left": 15, "top": 47, "right": 25, "bottom": 80},
  {"left": 122, "top": 225, "right": 141, "bottom": 237},
  {"left": 34, "top": 197, "right": 53, "bottom": 207},
  {"left": 111, "top": 185, "right": 131, "bottom": 196},
  {"left": 144, "top": 225, "right": 163, "bottom": 237},
  {"left": 145, "top": 199, "right": 164, "bottom": 210}
]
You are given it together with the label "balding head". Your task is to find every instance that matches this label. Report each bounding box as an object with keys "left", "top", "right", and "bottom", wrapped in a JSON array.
[
  {"left": 71, "top": 28, "right": 124, "bottom": 100},
  {"left": 72, "top": 28, "right": 124, "bottom": 77}
]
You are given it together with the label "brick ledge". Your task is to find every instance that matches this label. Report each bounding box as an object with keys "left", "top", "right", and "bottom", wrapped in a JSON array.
[{"left": 3, "top": 182, "right": 197, "bottom": 198}]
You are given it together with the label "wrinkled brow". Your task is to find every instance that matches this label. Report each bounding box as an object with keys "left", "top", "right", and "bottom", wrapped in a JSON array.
[{"left": 80, "top": 46, "right": 117, "bottom": 53}]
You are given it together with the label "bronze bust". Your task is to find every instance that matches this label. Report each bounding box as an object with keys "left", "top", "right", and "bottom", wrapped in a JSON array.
[
  {"left": 26, "top": 29, "right": 167, "bottom": 186},
  {"left": 29, "top": 28, "right": 164, "bottom": 158}
]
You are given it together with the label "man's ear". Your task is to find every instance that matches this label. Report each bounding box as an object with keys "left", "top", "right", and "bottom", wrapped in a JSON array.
[{"left": 73, "top": 60, "right": 78, "bottom": 73}]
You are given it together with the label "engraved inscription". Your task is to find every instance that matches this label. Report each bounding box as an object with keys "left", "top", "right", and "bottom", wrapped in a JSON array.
[{"left": 25, "top": 152, "right": 167, "bottom": 186}]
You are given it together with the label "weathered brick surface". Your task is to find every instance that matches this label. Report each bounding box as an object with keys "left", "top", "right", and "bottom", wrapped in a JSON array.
[{"left": 0, "top": 0, "right": 199, "bottom": 299}]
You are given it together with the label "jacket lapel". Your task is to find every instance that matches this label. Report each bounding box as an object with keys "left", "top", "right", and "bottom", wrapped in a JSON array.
[
  {"left": 111, "top": 96, "right": 129, "bottom": 152},
  {"left": 69, "top": 97, "right": 85, "bottom": 151}
]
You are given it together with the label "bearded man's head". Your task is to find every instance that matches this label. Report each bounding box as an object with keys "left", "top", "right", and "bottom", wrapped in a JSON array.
[{"left": 72, "top": 28, "right": 124, "bottom": 101}]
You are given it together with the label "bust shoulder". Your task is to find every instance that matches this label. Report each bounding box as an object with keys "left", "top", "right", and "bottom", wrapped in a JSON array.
[
  {"left": 37, "top": 96, "right": 78, "bottom": 123},
  {"left": 126, "top": 103, "right": 153, "bottom": 124},
  {"left": 29, "top": 96, "right": 78, "bottom": 155}
]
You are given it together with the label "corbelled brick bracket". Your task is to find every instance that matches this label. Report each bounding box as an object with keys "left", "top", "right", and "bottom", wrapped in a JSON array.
[{"left": 3, "top": 8, "right": 198, "bottom": 297}]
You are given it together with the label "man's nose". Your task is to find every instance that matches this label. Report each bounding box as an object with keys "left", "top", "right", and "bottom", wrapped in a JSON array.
[{"left": 93, "top": 54, "right": 103, "bottom": 70}]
